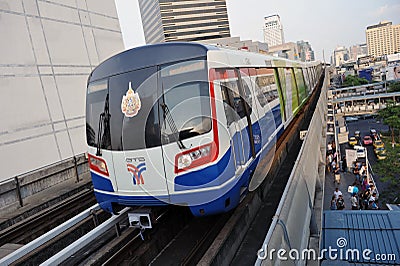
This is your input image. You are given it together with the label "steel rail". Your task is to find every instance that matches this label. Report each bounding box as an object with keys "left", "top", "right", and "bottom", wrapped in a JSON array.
[
  {"left": 0, "top": 203, "right": 100, "bottom": 265},
  {"left": 41, "top": 207, "right": 130, "bottom": 265}
]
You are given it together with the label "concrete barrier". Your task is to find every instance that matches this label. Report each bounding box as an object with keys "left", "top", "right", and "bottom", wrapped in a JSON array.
[
  {"left": 0, "top": 153, "right": 89, "bottom": 210},
  {"left": 255, "top": 72, "right": 329, "bottom": 266}
]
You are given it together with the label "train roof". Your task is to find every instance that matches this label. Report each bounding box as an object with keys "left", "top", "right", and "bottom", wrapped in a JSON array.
[
  {"left": 89, "top": 42, "right": 320, "bottom": 83},
  {"left": 89, "top": 42, "right": 217, "bottom": 82}
]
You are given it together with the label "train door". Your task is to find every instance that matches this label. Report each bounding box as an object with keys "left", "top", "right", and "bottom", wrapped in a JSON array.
[
  {"left": 158, "top": 60, "right": 217, "bottom": 203},
  {"left": 107, "top": 67, "right": 170, "bottom": 200},
  {"left": 219, "top": 69, "right": 254, "bottom": 172}
]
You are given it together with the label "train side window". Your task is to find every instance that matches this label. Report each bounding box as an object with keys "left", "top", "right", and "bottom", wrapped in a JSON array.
[
  {"left": 216, "top": 68, "right": 253, "bottom": 126},
  {"left": 254, "top": 68, "right": 279, "bottom": 107},
  {"left": 220, "top": 84, "right": 237, "bottom": 126},
  {"left": 240, "top": 78, "right": 253, "bottom": 111},
  {"left": 221, "top": 79, "right": 246, "bottom": 119},
  {"left": 294, "top": 68, "right": 306, "bottom": 102}
]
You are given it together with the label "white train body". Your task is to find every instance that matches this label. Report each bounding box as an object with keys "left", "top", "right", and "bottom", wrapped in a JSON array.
[{"left": 86, "top": 43, "right": 323, "bottom": 216}]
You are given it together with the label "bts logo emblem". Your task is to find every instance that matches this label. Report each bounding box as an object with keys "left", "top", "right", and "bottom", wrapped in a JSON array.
[{"left": 126, "top": 157, "right": 146, "bottom": 185}]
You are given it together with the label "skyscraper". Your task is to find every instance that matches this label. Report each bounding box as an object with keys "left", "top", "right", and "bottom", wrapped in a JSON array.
[
  {"left": 366, "top": 21, "right": 400, "bottom": 57},
  {"left": 263, "top": 14, "right": 285, "bottom": 47},
  {"left": 138, "top": 0, "right": 231, "bottom": 44}
]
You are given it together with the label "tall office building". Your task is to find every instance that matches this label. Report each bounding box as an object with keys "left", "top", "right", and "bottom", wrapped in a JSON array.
[
  {"left": 366, "top": 21, "right": 400, "bottom": 57},
  {"left": 138, "top": 0, "right": 231, "bottom": 43},
  {"left": 263, "top": 14, "right": 285, "bottom": 47},
  {"left": 394, "top": 24, "right": 400, "bottom": 54}
]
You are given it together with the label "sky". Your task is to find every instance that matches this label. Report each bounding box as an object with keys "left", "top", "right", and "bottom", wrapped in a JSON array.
[{"left": 114, "top": 0, "right": 400, "bottom": 61}]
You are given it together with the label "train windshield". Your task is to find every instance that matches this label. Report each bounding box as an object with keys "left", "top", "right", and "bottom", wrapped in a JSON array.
[
  {"left": 86, "top": 60, "right": 210, "bottom": 151},
  {"left": 160, "top": 60, "right": 211, "bottom": 145}
]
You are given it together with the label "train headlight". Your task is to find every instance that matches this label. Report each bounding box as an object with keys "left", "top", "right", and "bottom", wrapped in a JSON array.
[{"left": 174, "top": 142, "right": 216, "bottom": 173}]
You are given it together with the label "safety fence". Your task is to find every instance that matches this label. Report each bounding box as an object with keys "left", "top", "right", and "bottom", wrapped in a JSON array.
[
  {"left": 255, "top": 71, "right": 329, "bottom": 265},
  {"left": 0, "top": 153, "right": 88, "bottom": 210}
]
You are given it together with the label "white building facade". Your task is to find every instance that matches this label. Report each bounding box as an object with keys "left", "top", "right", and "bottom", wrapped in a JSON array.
[
  {"left": 263, "top": 14, "right": 285, "bottom": 47},
  {"left": 0, "top": 0, "right": 124, "bottom": 180}
]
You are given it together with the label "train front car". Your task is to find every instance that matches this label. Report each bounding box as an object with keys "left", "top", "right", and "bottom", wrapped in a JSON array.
[{"left": 86, "top": 43, "right": 246, "bottom": 216}]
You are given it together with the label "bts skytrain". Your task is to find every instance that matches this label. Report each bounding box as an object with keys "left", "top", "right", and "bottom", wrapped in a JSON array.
[{"left": 86, "top": 42, "right": 323, "bottom": 216}]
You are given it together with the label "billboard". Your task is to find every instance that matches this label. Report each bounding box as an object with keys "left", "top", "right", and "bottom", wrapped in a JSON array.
[{"left": 387, "top": 64, "right": 400, "bottom": 81}]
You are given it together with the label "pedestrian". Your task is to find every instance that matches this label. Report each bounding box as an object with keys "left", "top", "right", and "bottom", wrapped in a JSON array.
[
  {"left": 351, "top": 182, "right": 359, "bottom": 195},
  {"left": 337, "top": 195, "right": 345, "bottom": 210},
  {"left": 362, "top": 177, "right": 370, "bottom": 192},
  {"left": 369, "top": 184, "right": 377, "bottom": 195},
  {"left": 358, "top": 191, "right": 364, "bottom": 210},
  {"left": 331, "top": 159, "right": 337, "bottom": 173},
  {"left": 351, "top": 193, "right": 359, "bottom": 210},
  {"left": 353, "top": 164, "right": 360, "bottom": 183},
  {"left": 334, "top": 167, "right": 341, "bottom": 184},
  {"left": 327, "top": 142, "right": 332, "bottom": 154},
  {"left": 360, "top": 162, "right": 367, "bottom": 178},
  {"left": 333, "top": 187, "right": 342, "bottom": 200},
  {"left": 330, "top": 196, "right": 337, "bottom": 210},
  {"left": 342, "top": 156, "right": 347, "bottom": 172},
  {"left": 326, "top": 154, "right": 332, "bottom": 172},
  {"left": 368, "top": 193, "right": 378, "bottom": 210},
  {"left": 361, "top": 189, "right": 371, "bottom": 209},
  {"left": 369, "top": 192, "right": 377, "bottom": 203}
]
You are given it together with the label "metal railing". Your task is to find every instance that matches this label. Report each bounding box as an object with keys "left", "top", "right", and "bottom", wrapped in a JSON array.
[{"left": 0, "top": 153, "right": 89, "bottom": 209}]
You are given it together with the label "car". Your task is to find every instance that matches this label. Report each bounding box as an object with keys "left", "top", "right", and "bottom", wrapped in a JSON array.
[
  {"left": 363, "top": 135, "right": 373, "bottom": 146},
  {"left": 348, "top": 136, "right": 358, "bottom": 146},
  {"left": 376, "top": 153, "right": 387, "bottom": 160},
  {"left": 373, "top": 139, "right": 385, "bottom": 149},
  {"left": 374, "top": 147, "right": 386, "bottom": 155},
  {"left": 354, "top": 145, "right": 366, "bottom": 158}
]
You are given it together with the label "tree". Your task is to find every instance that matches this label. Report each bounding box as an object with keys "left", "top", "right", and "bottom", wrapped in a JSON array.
[
  {"left": 388, "top": 81, "right": 400, "bottom": 92},
  {"left": 341, "top": 75, "right": 369, "bottom": 88},
  {"left": 378, "top": 103, "right": 400, "bottom": 146}
]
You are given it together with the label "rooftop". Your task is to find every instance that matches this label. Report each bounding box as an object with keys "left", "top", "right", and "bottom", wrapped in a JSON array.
[{"left": 321, "top": 211, "right": 400, "bottom": 265}]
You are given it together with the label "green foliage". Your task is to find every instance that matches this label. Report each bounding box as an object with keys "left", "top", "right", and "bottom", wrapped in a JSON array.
[
  {"left": 373, "top": 137, "right": 400, "bottom": 204},
  {"left": 378, "top": 104, "right": 400, "bottom": 143},
  {"left": 342, "top": 75, "right": 369, "bottom": 87},
  {"left": 388, "top": 81, "right": 400, "bottom": 92}
]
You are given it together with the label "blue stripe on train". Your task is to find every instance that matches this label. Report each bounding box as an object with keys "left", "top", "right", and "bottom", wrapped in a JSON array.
[{"left": 90, "top": 171, "right": 114, "bottom": 192}]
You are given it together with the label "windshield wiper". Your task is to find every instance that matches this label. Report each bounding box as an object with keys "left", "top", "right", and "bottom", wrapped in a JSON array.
[
  {"left": 160, "top": 103, "right": 186, "bottom": 150},
  {"left": 96, "top": 94, "right": 111, "bottom": 156}
]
